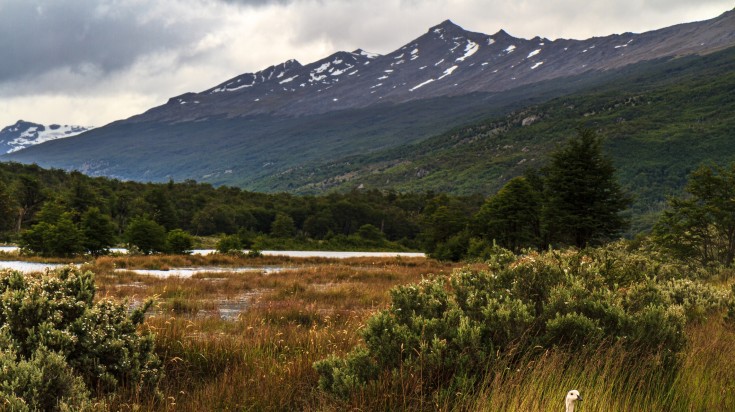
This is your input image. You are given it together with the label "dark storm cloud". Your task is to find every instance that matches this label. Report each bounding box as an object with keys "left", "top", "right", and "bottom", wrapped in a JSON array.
[{"left": 0, "top": 0, "right": 210, "bottom": 84}]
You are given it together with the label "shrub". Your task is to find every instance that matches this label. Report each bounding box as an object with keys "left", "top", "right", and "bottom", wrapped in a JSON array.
[
  {"left": 125, "top": 216, "right": 167, "bottom": 255},
  {"left": 314, "top": 347, "right": 379, "bottom": 399},
  {"left": 19, "top": 213, "right": 84, "bottom": 257},
  {"left": 0, "top": 267, "right": 161, "bottom": 405},
  {"left": 247, "top": 248, "right": 263, "bottom": 258},
  {"left": 167, "top": 229, "right": 194, "bottom": 254},
  {"left": 544, "top": 312, "right": 604, "bottom": 348},
  {"left": 0, "top": 345, "right": 91, "bottom": 411},
  {"left": 658, "top": 278, "right": 728, "bottom": 322},
  {"left": 465, "top": 238, "right": 517, "bottom": 267},
  {"left": 216, "top": 234, "right": 242, "bottom": 254},
  {"left": 630, "top": 304, "right": 686, "bottom": 355},
  {"left": 316, "top": 246, "right": 728, "bottom": 398}
]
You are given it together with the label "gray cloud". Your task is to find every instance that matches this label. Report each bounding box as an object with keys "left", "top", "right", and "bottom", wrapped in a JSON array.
[
  {"left": 0, "top": 0, "right": 212, "bottom": 85},
  {"left": 216, "top": 0, "right": 294, "bottom": 5}
]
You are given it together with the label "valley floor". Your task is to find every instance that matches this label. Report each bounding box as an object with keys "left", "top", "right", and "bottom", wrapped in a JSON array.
[{"left": 45, "top": 253, "right": 735, "bottom": 411}]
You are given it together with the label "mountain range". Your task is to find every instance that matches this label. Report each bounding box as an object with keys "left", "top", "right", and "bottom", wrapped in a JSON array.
[
  {"left": 124, "top": 10, "right": 735, "bottom": 122},
  {"left": 3, "top": 9, "right": 734, "bottom": 216}
]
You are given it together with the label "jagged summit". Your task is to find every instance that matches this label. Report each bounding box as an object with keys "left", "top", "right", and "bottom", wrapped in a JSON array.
[
  {"left": 429, "top": 19, "right": 463, "bottom": 32},
  {"left": 492, "top": 29, "right": 516, "bottom": 39}
]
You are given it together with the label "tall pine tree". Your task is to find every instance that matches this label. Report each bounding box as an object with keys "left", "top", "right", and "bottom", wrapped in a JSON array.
[
  {"left": 543, "top": 129, "right": 630, "bottom": 248},
  {"left": 473, "top": 176, "right": 541, "bottom": 252}
]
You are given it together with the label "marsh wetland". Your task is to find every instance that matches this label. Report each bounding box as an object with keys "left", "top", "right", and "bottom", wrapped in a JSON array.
[
  {"left": 1, "top": 252, "right": 459, "bottom": 410},
  {"left": 2, "top": 248, "right": 733, "bottom": 411}
]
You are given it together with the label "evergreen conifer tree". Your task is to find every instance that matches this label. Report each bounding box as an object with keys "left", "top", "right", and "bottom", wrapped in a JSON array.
[
  {"left": 543, "top": 129, "right": 630, "bottom": 247},
  {"left": 474, "top": 176, "right": 541, "bottom": 252}
]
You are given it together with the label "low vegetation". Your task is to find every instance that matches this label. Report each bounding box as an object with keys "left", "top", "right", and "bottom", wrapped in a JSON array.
[
  {"left": 0, "top": 267, "right": 160, "bottom": 410},
  {"left": 315, "top": 244, "right": 730, "bottom": 405},
  {"left": 0, "top": 241, "right": 731, "bottom": 410}
]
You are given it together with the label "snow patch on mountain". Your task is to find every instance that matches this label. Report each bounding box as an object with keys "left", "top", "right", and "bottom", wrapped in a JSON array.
[
  {"left": 279, "top": 75, "right": 298, "bottom": 84},
  {"left": 409, "top": 78, "right": 435, "bottom": 91},
  {"left": 438, "top": 65, "right": 458, "bottom": 80},
  {"left": 357, "top": 49, "right": 380, "bottom": 59},
  {"left": 456, "top": 40, "right": 479, "bottom": 62}
]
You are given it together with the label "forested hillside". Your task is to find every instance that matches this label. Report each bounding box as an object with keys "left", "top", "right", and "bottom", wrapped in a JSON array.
[
  {"left": 267, "top": 46, "right": 735, "bottom": 233},
  {"left": 0, "top": 128, "right": 631, "bottom": 260}
]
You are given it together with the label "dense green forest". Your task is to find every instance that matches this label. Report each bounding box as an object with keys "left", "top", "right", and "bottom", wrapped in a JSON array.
[
  {"left": 0, "top": 161, "right": 459, "bottom": 253},
  {"left": 0, "top": 129, "right": 631, "bottom": 259}
]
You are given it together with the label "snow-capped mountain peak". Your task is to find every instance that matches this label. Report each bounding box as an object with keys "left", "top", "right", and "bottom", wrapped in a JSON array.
[{"left": 0, "top": 120, "right": 93, "bottom": 154}]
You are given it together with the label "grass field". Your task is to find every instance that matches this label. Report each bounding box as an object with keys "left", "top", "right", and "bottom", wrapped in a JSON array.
[{"left": 4, "top": 252, "right": 730, "bottom": 410}]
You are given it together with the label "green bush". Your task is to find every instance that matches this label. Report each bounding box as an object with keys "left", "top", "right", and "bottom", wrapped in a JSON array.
[
  {"left": 314, "top": 347, "right": 379, "bottom": 399},
  {"left": 247, "top": 248, "right": 263, "bottom": 258},
  {"left": 544, "top": 312, "right": 604, "bottom": 347},
  {"left": 465, "top": 238, "right": 517, "bottom": 267},
  {"left": 316, "top": 245, "right": 728, "bottom": 398},
  {"left": 0, "top": 345, "right": 91, "bottom": 411},
  {"left": 167, "top": 229, "right": 194, "bottom": 254},
  {"left": 658, "top": 278, "right": 728, "bottom": 322},
  {"left": 19, "top": 213, "right": 84, "bottom": 257},
  {"left": 125, "top": 216, "right": 167, "bottom": 255},
  {"left": 216, "top": 234, "right": 242, "bottom": 254},
  {"left": 0, "top": 267, "right": 161, "bottom": 406}
]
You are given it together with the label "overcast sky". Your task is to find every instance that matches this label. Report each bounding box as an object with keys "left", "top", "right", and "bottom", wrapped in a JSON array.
[{"left": 0, "top": 0, "right": 732, "bottom": 128}]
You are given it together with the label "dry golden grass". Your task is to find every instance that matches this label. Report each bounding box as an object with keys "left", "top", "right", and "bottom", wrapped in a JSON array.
[
  {"left": 457, "top": 318, "right": 735, "bottom": 412},
  {"left": 83, "top": 255, "right": 735, "bottom": 411},
  {"left": 86, "top": 254, "right": 458, "bottom": 410}
]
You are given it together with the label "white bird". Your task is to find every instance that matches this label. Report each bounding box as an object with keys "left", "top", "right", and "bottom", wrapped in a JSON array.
[{"left": 565, "top": 389, "right": 583, "bottom": 412}]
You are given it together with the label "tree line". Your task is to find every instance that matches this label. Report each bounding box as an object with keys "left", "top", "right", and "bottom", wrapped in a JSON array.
[
  {"left": 0, "top": 161, "right": 472, "bottom": 255},
  {"left": 3, "top": 127, "right": 723, "bottom": 261}
]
